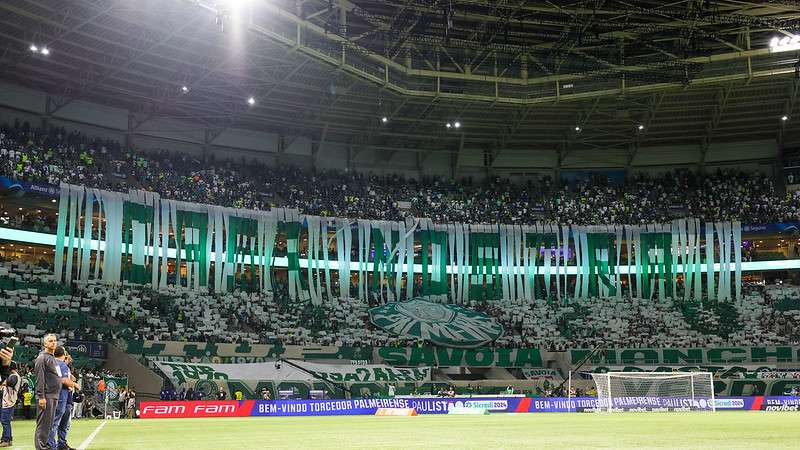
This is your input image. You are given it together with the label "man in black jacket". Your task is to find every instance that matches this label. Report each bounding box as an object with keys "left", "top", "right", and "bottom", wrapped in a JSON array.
[{"left": 34, "top": 334, "right": 62, "bottom": 450}]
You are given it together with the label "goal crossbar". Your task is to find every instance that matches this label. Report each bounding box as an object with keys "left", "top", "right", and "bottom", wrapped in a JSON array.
[{"left": 589, "top": 371, "right": 715, "bottom": 413}]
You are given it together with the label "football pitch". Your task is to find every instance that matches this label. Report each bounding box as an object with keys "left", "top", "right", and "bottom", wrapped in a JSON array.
[{"left": 5, "top": 412, "right": 798, "bottom": 449}]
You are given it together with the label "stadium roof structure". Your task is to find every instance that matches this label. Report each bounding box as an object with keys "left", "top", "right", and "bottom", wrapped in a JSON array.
[{"left": 0, "top": 0, "right": 799, "bottom": 166}]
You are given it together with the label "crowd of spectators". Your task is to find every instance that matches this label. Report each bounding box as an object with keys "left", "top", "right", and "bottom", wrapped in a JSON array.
[
  {"left": 2, "top": 260, "right": 800, "bottom": 351},
  {"left": 3, "top": 119, "right": 800, "bottom": 226},
  {"left": 3, "top": 353, "right": 128, "bottom": 420}
]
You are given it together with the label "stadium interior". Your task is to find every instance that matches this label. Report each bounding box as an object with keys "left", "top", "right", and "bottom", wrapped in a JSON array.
[{"left": 2, "top": 0, "right": 800, "bottom": 448}]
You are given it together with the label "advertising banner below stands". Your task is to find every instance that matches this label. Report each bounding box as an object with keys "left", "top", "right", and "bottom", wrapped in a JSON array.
[
  {"left": 140, "top": 396, "right": 800, "bottom": 418},
  {"left": 66, "top": 340, "right": 108, "bottom": 359},
  {"left": 521, "top": 369, "right": 561, "bottom": 381},
  {"left": 292, "top": 361, "right": 432, "bottom": 382},
  {"left": 155, "top": 360, "right": 432, "bottom": 386},
  {"left": 0, "top": 176, "right": 58, "bottom": 197}
]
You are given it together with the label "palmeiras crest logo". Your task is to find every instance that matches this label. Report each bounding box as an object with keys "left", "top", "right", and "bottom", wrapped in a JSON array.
[{"left": 368, "top": 299, "right": 503, "bottom": 348}]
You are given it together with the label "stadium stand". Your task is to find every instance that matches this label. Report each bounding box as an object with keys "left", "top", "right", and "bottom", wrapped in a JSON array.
[
  {"left": 3, "top": 121, "right": 800, "bottom": 227},
  {"left": 6, "top": 1, "right": 800, "bottom": 446},
  {"left": 2, "top": 259, "right": 799, "bottom": 349}
]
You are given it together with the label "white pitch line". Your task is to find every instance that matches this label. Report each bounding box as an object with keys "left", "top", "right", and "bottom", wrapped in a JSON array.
[{"left": 77, "top": 420, "right": 107, "bottom": 450}]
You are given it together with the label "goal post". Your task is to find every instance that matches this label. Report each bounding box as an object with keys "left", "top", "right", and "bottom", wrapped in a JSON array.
[{"left": 590, "top": 372, "right": 715, "bottom": 412}]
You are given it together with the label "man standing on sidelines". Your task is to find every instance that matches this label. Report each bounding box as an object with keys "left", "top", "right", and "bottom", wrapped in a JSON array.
[
  {"left": 23, "top": 387, "right": 33, "bottom": 420},
  {"left": 55, "top": 352, "right": 77, "bottom": 450},
  {"left": 34, "top": 334, "right": 61, "bottom": 450},
  {"left": 49, "top": 347, "right": 78, "bottom": 450}
]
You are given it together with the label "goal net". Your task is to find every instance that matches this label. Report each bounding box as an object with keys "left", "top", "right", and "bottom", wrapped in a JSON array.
[{"left": 590, "top": 372, "right": 715, "bottom": 412}]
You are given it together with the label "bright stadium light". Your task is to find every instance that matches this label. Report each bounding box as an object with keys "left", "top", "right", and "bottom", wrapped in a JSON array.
[
  {"left": 381, "top": 116, "right": 388, "bottom": 124},
  {"left": 770, "top": 34, "right": 800, "bottom": 53},
  {"left": 40, "top": 47, "right": 49, "bottom": 56},
  {"left": 180, "top": 85, "right": 190, "bottom": 94},
  {"left": 247, "top": 96, "right": 255, "bottom": 106},
  {"left": 29, "top": 44, "right": 38, "bottom": 53},
  {"left": 574, "top": 126, "right": 582, "bottom": 132},
  {"left": 445, "top": 122, "right": 452, "bottom": 128},
  {"left": 782, "top": 115, "right": 790, "bottom": 122},
  {"left": 454, "top": 121, "right": 461, "bottom": 129},
  {"left": 637, "top": 124, "right": 645, "bottom": 131}
]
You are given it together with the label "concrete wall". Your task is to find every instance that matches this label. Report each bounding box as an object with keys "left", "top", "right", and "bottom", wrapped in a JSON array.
[{"left": 104, "top": 344, "right": 162, "bottom": 401}]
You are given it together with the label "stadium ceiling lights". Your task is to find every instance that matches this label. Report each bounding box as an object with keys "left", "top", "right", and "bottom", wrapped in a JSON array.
[
  {"left": 381, "top": 117, "right": 388, "bottom": 124},
  {"left": 782, "top": 115, "right": 790, "bottom": 122},
  {"left": 180, "top": 86, "right": 190, "bottom": 94},
  {"left": 770, "top": 35, "right": 800, "bottom": 53},
  {"left": 574, "top": 126, "right": 582, "bottom": 132},
  {"left": 247, "top": 96, "right": 256, "bottom": 106},
  {"left": 637, "top": 124, "right": 645, "bottom": 131},
  {"left": 29, "top": 44, "right": 49, "bottom": 55}
]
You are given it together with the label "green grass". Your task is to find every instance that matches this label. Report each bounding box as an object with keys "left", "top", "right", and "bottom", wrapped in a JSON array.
[{"left": 5, "top": 412, "right": 799, "bottom": 449}]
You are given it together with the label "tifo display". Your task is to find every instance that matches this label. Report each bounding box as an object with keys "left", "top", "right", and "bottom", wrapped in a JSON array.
[{"left": 53, "top": 184, "right": 744, "bottom": 303}]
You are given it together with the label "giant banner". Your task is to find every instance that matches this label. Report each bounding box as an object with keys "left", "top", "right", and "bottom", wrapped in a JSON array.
[
  {"left": 154, "top": 360, "right": 433, "bottom": 400},
  {"left": 54, "top": 184, "right": 743, "bottom": 302},
  {"left": 571, "top": 346, "right": 800, "bottom": 365},
  {"left": 130, "top": 341, "right": 800, "bottom": 368},
  {"left": 292, "top": 361, "right": 432, "bottom": 383},
  {"left": 368, "top": 299, "right": 503, "bottom": 348},
  {"left": 126, "top": 340, "right": 373, "bottom": 364},
  {"left": 155, "top": 361, "right": 432, "bottom": 386},
  {"left": 138, "top": 396, "right": 800, "bottom": 418}
]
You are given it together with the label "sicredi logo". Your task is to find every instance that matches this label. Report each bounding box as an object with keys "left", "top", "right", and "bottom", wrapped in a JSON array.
[
  {"left": 464, "top": 400, "right": 508, "bottom": 411},
  {"left": 711, "top": 399, "right": 744, "bottom": 409}
]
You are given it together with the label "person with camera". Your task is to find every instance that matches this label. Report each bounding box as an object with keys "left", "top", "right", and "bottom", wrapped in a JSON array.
[{"left": 0, "top": 360, "right": 20, "bottom": 447}]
